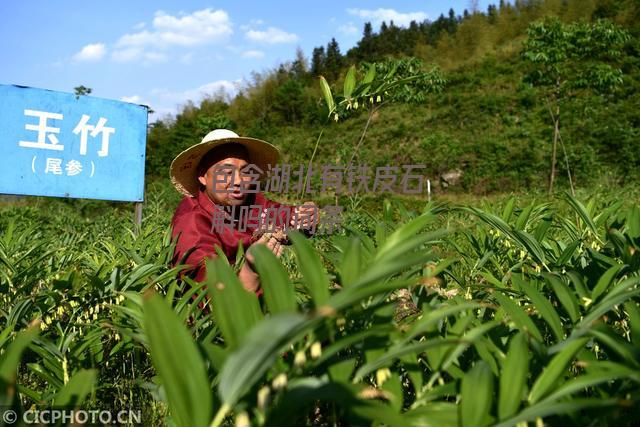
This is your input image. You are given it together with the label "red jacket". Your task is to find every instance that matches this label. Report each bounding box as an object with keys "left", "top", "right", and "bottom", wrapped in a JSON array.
[{"left": 171, "top": 189, "right": 295, "bottom": 283}]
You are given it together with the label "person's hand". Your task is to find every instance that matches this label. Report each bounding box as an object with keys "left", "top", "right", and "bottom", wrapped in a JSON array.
[
  {"left": 246, "top": 232, "right": 285, "bottom": 268},
  {"left": 291, "top": 201, "right": 318, "bottom": 231}
]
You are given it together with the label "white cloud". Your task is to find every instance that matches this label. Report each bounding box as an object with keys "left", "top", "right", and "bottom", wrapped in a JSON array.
[
  {"left": 241, "top": 50, "right": 265, "bottom": 59},
  {"left": 117, "top": 9, "right": 233, "bottom": 48},
  {"left": 245, "top": 27, "right": 298, "bottom": 44},
  {"left": 120, "top": 95, "right": 143, "bottom": 104},
  {"left": 109, "top": 8, "right": 233, "bottom": 62},
  {"left": 73, "top": 43, "right": 106, "bottom": 62},
  {"left": 347, "top": 8, "right": 428, "bottom": 27},
  {"left": 338, "top": 22, "right": 359, "bottom": 36}
]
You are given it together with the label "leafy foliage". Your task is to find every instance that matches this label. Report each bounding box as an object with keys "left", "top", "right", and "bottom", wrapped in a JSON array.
[{"left": 2, "top": 187, "right": 639, "bottom": 425}]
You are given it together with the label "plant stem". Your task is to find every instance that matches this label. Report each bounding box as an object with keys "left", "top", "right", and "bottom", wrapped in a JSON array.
[
  {"left": 210, "top": 403, "right": 230, "bottom": 427},
  {"left": 300, "top": 130, "right": 323, "bottom": 199},
  {"left": 549, "top": 106, "right": 559, "bottom": 195},
  {"left": 545, "top": 98, "right": 575, "bottom": 196},
  {"left": 347, "top": 103, "right": 381, "bottom": 170},
  {"left": 557, "top": 130, "right": 575, "bottom": 196}
]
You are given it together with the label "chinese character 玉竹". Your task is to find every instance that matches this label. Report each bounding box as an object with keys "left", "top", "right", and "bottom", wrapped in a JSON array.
[
  {"left": 19, "top": 110, "right": 64, "bottom": 151},
  {"left": 73, "top": 115, "right": 115, "bottom": 157}
]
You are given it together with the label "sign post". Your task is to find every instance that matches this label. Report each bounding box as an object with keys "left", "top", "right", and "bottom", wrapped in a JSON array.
[
  {"left": 0, "top": 84, "right": 148, "bottom": 220},
  {"left": 134, "top": 202, "right": 143, "bottom": 230}
]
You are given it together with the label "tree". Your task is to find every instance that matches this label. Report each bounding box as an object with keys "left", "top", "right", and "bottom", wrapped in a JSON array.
[
  {"left": 273, "top": 78, "right": 307, "bottom": 124},
  {"left": 311, "top": 46, "right": 326, "bottom": 76},
  {"left": 291, "top": 47, "right": 309, "bottom": 79},
  {"left": 325, "top": 38, "right": 343, "bottom": 81},
  {"left": 357, "top": 22, "right": 376, "bottom": 60},
  {"left": 363, "top": 21, "right": 373, "bottom": 39},
  {"left": 73, "top": 85, "right": 92, "bottom": 99},
  {"left": 487, "top": 4, "right": 498, "bottom": 24},
  {"left": 448, "top": 8, "right": 458, "bottom": 34},
  {"left": 521, "top": 18, "right": 630, "bottom": 194}
]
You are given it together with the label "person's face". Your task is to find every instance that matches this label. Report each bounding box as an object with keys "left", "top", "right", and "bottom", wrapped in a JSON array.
[{"left": 198, "top": 156, "right": 252, "bottom": 206}]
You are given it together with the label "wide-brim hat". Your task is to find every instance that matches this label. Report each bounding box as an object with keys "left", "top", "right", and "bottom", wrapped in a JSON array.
[{"left": 170, "top": 129, "right": 280, "bottom": 197}]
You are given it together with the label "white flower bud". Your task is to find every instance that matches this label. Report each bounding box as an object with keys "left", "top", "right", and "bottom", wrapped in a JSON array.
[
  {"left": 235, "top": 411, "right": 250, "bottom": 427},
  {"left": 294, "top": 351, "right": 307, "bottom": 367},
  {"left": 310, "top": 342, "right": 322, "bottom": 359},
  {"left": 272, "top": 373, "right": 288, "bottom": 390},
  {"left": 376, "top": 368, "right": 391, "bottom": 387}
]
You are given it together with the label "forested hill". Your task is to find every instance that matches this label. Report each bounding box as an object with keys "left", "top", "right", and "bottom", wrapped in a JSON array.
[{"left": 146, "top": 0, "right": 640, "bottom": 194}]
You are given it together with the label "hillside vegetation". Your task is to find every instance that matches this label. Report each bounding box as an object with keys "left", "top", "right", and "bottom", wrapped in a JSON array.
[
  {"left": 146, "top": 0, "right": 640, "bottom": 194},
  {"left": 2, "top": 1, "right": 640, "bottom": 426}
]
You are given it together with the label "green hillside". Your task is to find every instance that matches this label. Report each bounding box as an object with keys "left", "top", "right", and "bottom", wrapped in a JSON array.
[{"left": 146, "top": 0, "right": 640, "bottom": 194}]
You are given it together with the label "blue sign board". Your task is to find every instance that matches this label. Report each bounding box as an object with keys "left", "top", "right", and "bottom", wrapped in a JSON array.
[{"left": 0, "top": 84, "right": 147, "bottom": 202}]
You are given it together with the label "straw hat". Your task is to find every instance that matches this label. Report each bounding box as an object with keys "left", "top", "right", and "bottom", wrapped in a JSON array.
[{"left": 170, "top": 129, "right": 280, "bottom": 197}]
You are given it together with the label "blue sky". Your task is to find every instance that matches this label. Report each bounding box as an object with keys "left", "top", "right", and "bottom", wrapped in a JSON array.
[{"left": 1, "top": 1, "right": 493, "bottom": 121}]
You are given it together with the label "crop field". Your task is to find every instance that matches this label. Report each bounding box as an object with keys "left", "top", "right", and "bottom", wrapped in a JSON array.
[
  {"left": 2, "top": 0, "right": 640, "bottom": 425},
  {"left": 1, "top": 184, "right": 639, "bottom": 426}
]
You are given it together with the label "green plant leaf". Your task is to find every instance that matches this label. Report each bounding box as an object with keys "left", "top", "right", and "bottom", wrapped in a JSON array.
[
  {"left": 265, "top": 378, "right": 405, "bottom": 427},
  {"left": 362, "top": 64, "right": 376, "bottom": 84},
  {"left": 53, "top": 369, "right": 97, "bottom": 407},
  {"left": 343, "top": 65, "right": 356, "bottom": 100},
  {"left": 0, "top": 325, "right": 38, "bottom": 406},
  {"left": 218, "top": 313, "right": 313, "bottom": 407},
  {"left": 143, "top": 292, "right": 213, "bottom": 427},
  {"left": 562, "top": 192, "right": 598, "bottom": 236},
  {"left": 0, "top": 325, "right": 38, "bottom": 382},
  {"left": 577, "top": 289, "right": 640, "bottom": 333},
  {"left": 206, "top": 257, "right": 263, "bottom": 349},
  {"left": 493, "top": 292, "right": 544, "bottom": 342},
  {"left": 591, "top": 264, "right": 624, "bottom": 301},
  {"left": 544, "top": 273, "right": 580, "bottom": 323},
  {"left": 528, "top": 337, "right": 589, "bottom": 403},
  {"left": 494, "top": 398, "right": 619, "bottom": 427},
  {"left": 519, "top": 278, "right": 564, "bottom": 342},
  {"left": 461, "top": 361, "right": 494, "bottom": 427},
  {"left": 405, "top": 402, "right": 459, "bottom": 427},
  {"left": 374, "top": 213, "right": 441, "bottom": 262},
  {"left": 319, "top": 76, "right": 335, "bottom": 115},
  {"left": 289, "top": 231, "right": 331, "bottom": 307},
  {"left": 624, "top": 301, "right": 640, "bottom": 344},
  {"left": 627, "top": 205, "right": 640, "bottom": 239},
  {"left": 438, "top": 321, "right": 500, "bottom": 372},
  {"left": 498, "top": 332, "right": 529, "bottom": 420},
  {"left": 404, "top": 302, "right": 482, "bottom": 343},
  {"left": 251, "top": 245, "right": 296, "bottom": 314},
  {"left": 588, "top": 325, "right": 640, "bottom": 368},
  {"left": 338, "top": 236, "right": 362, "bottom": 288},
  {"left": 354, "top": 338, "right": 461, "bottom": 381}
]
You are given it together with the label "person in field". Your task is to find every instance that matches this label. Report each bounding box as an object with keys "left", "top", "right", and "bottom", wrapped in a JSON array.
[{"left": 169, "top": 129, "right": 317, "bottom": 294}]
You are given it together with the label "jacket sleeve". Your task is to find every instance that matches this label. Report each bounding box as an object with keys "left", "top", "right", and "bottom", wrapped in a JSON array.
[{"left": 171, "top": 209, "right": 223, "bottom": 283}]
